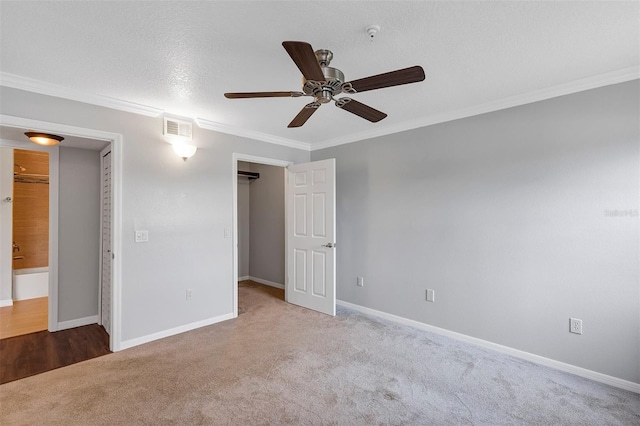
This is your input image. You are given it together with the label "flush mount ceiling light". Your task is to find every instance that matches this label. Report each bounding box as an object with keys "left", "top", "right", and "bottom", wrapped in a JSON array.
[
  {"left": 24, "top": 132, "right": 64, "bottom": 146},
  {"left": 172, "top": 143, "right": 197, "bottom": 161}
]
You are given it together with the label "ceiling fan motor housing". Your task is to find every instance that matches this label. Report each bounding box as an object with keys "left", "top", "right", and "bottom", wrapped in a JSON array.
[{"left": 302, "top": 50, "right": 345, "bottom": 103}]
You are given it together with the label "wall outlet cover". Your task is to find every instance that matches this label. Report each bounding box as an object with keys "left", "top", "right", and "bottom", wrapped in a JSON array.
[{"left": 570, "top": 318, "right": 583, "bottom": 335}]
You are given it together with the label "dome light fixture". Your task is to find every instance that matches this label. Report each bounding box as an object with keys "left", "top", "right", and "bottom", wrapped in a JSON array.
[
  {"left": 172, "top": 143, "right": 197, "bottom": 161},
  {"left": 25, "top": 132, "right": 64, "bottom": 146}
]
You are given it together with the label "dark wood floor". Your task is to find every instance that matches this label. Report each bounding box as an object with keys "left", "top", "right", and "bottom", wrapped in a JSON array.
[{"left": 0, "top": 324, "right": 111, "bottom": 384}]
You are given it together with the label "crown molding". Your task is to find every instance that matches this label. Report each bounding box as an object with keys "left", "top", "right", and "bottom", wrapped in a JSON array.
[
  {"left": 3, "top": 67, "right": 637, "bottom": 152},
  {"left": 0, "top": 71, "right": 310, "bottom": 150},
  {"left": 311, "top": 66, "right": 640, "bottom": 151},
  {"left": 195, "top": 118, "right": 310, "bottom": 151},
  {"left": 0, "top": 72, "right": 164, "bottom": 117}
]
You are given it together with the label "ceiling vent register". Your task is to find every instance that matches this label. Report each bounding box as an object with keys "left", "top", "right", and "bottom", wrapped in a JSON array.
[{"left": 164, "top": 117, "right": 193, "bottom": 140}]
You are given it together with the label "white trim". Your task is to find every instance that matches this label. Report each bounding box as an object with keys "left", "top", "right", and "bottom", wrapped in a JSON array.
[
  {"left": 0, "top": 299, "right": 13, "bottom": 307},
  {"left": 119, "top": 313, "right": 234, "bottom": 350},
  {"left": 57, "top": 315, "right": 99, "bottom": 331},
  {"left": 196, "top": 118, "right": 310, "bottom": 151},
  {"left": 232, "top": 153, "right": 293, "bottom": 319},
  {"left": 311, "top": 66, "right": 640, "bottom": 151},
  {"left": 0, "top": 114, "right": 124, "bottom": 352},
  {"left": 247, "top": 276, "right": 285, "bottom": 290},
  {"left": 337, "top": 299, "right": 640, "bottom": 394},
  {"left": 238, "top": 275, "right": 250, "bottom": 282},
  {"left": 0, "top": 72, "right": 163, "bottom": 117}
]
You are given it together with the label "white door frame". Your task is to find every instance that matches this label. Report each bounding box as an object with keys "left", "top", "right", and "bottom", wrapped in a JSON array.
[
  {"left": 0, "top": 114, "right": 124, "bottom": 351},
  {"left": 231, "top": 153, "right": 292, "bottom": 318}
]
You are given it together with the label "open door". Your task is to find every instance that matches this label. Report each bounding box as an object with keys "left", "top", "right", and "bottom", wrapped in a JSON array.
[
  {"left": 286, "top": 158, "right": 336, "bottom": 316},
  {"left": 99, "top": 146, "right": 112, "bottom": 336}
]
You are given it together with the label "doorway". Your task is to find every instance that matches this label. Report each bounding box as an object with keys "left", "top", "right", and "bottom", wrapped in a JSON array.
[
  {"left": 0, "top": 138, "right": 107, "bottom": 338},
  {"left": 0, "top": 116, "right": 123, "bottom": 351},
  {"left": 232, "top": 154, "right": 291, "bottom": 317},
  {"left": 0, "top": 148, "right": 50, "bottom": 339},
  {"left": 232, "top": 154, "right": 337, "bottom": 318}
]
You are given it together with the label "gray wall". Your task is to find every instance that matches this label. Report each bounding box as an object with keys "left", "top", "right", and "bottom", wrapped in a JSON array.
[
  {"left": 58, "top": 147, "right": 101, "bottom": 322},
  {"left": 237, "top": 162, "right": 251, "bottom": 278},
  {"left": 248, "top": 163, "right": 285, "bottom": 285},
  {"left": 0, "top": 86, "right": 310, "bottom": 343},
  {"left": 312, "top": 80, "right": 640, "bottom": 384}
]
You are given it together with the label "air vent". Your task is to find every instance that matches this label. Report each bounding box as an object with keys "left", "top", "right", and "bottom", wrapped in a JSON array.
[{"left": 164, "top": 117, "right": 193, "bottom": 140}]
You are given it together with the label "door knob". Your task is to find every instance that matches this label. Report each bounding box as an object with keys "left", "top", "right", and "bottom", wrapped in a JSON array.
[{"left": 321, "top": 242, "right": 336, "bottom": 248}]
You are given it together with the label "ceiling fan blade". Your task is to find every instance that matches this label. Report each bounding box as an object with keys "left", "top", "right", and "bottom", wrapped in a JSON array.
[
  {"left": 335, "top": 98, "right": 387, "bottom": 123},
  {"left": 343, "top": 66, "right": 425, "bottom": 93},
  {"left": 224, "top": 91, "right": 303, "bottom": 99},
  {"left": 288, "top": 102, "right": 321, "bottom": 128},
  {"left": 282, "top": 41, "right": 325, "bottom": 82}
]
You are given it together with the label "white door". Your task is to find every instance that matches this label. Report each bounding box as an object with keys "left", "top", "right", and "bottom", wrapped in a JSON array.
[
  {"left": 100, "top": 148, "right": 112, "bottom": 335},
  {"left": 286, "top": 158, "right": 336, "bottom": 316}
]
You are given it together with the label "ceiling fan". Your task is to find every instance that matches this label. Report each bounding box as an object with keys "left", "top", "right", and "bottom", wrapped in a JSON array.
[{"left": 224, "top": 41, "right": 426, "bottom": 128}]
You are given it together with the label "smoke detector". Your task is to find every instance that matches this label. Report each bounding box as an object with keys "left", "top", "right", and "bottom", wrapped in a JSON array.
[{"left": 366, "top": 25, "right": 380, "bottom": 40}]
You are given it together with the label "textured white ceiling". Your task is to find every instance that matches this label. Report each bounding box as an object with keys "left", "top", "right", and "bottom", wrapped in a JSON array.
[{"left": 1, "top": 1, "right": 638, "bottom": 148}]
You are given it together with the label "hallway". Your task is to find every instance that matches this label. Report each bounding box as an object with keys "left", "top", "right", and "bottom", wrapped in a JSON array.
[{"left": 0, "top": 323, "right": 110, "bottom": 384}]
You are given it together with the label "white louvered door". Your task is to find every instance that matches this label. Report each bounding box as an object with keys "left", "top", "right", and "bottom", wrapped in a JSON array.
[{"left": 100, "top": 148, "right": 112, "bottom": 335}]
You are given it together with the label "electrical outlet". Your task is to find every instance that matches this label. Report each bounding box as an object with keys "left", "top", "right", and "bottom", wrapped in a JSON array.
[
  {"left": 570, "top": 318, "right": 582, "bottom": 334},
  {"left": 357, "top": 277, "right": 364, "bottom": 287},
  {"left": 186, "top": 289, "right": 192, "bottom": 300},
  {"left": 426, "top": 289, "right": 435, "bottom": 302}
]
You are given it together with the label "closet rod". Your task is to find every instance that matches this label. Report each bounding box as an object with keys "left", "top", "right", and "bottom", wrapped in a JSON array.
[{"left": 238, "top": 170, "right": 260, "bottom": 180}]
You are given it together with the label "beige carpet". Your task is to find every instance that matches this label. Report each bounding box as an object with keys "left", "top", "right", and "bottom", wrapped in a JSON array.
[{"left": 1, "top": 281, "right": 638, "bottom": 425}]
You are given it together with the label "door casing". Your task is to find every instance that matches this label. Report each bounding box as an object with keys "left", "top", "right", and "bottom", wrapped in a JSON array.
[
  {"left": 0, "top": 114, "right": 123, "bottom": 351},
  {"left": 231, "top": 153, "right": 292, "bottom": 318}
]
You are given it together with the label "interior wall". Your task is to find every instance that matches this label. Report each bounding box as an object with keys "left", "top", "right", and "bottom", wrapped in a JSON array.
[
  {"left": 237, "top": 161, "right": 251, "bottom": 279},
  {"left": 312, "top": 80, "right": 640, "bottom": 384},
  {"left": 0, "top": 86, "right": 310, "bottom": 343},
  {"left": 58, "top": 147, "right": 101, "bottom": 322},
  {"left": 248, "top": 163, "right": 285, "bottom": 285},
  {"left": 0, "top": 148, "right": 13, "bottom": 304},
  {"left": 12, "top": 149, "right": 49, "bottom": 270}
]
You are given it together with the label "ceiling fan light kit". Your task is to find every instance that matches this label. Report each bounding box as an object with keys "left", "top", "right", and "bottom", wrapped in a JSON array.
[{"left": 224, "top": 41, "right": 425, "bottom": 128}]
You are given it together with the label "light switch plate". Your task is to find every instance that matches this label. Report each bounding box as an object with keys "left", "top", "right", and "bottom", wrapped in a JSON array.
[
  {"left": 426, "top": 289, "right": 435, "bottom": 302},
  {"left": 135, "top": 230, "right": 149, "bottom": 243}
]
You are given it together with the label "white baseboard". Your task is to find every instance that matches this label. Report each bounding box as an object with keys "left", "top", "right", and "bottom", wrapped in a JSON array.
[
  {"left": 238, "top": 275, "right": 250, "bottom": 282},
  {"left": 0, "top": 298, "right": 13, "bottom": 307},
  {"left": 119, "top": 312, "right": 234, "bottom": 351},
  {"left": 337, "top": 299, "right": 640, "bottom": 394},
  {"left": 57, "top": 315, "right": 98, "bottom": 331},
  {"left": 247, "top": 276, "right": 284, "bottom": 289}
]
